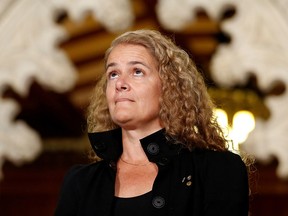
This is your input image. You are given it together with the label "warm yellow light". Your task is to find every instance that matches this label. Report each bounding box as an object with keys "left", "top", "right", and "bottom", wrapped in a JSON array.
[
  {"left": 214, "top": 109, "right": 255, "bottom": 153},
  {"left": 214, "top": 108, "right": 230, "bottom": 137},
  {"left": 231, "top": 110, "right": 255, "bottom": 145},
  {"left": 232, "top": 110, "right": 255, "bottom": 134},
  {"left": 214, "top": 109, "right": 228, "bottom": 128}
]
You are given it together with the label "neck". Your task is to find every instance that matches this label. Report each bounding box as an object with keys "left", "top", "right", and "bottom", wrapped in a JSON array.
[
  {"left": 121, "top": 126, "right": 163, "bottom": 144},
  {"left": 120, "top": 127, "right": 162, "bottom": 162}
]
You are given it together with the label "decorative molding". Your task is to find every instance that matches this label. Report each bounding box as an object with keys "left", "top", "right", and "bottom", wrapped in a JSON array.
[
  {"left": 0, "top": 0, "right": 74, "bottom": 178},
  {"left": 156, "top": 0, "right": 234, "bottom": 30},
  {"left": 51, "top": 0, "right": 134, "bottom": 32},
  {"left": 210, "top": 0, "right": 288, "bottom": 179}
]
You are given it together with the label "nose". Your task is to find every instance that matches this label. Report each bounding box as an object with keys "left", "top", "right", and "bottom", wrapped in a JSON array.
[{"left": 116, "top": 76, "right": 130, "bottom": 91}]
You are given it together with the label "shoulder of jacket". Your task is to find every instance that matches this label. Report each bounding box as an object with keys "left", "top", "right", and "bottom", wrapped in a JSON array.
[
  {"left": 63, "top": 161, "right": 106, "bottom": 183},
  {"left": 192, "top": 148, "right": 242, "bottom": 163},
  {"left": 191, "top": 148, "right": 246, "bottom": 175}
]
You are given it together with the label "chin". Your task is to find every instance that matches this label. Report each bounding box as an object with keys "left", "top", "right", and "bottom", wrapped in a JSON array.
[{"left": 112, "top": 116, "right": 133, "bottom": 126}]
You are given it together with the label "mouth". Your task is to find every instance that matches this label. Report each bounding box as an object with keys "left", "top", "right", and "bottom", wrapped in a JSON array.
[{"left": 115, "top": 98, "right": 134, "bottom": 104}]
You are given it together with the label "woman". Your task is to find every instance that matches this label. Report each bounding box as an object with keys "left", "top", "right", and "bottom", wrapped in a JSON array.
[{"left": 55, "top": 29, "right": 249, "bottom": 216}]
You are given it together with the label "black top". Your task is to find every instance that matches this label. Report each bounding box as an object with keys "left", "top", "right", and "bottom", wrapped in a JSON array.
[
  {"left": 55, "top": 128, "right": 249, "bottom": 216},
  {"left": 112, "top": 191, "right": 153, "bottom": 216}
]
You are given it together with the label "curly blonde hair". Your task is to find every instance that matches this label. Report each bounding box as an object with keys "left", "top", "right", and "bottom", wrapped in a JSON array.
[{"left": 87, "top": 29, "right": 228, "bottom": 151}]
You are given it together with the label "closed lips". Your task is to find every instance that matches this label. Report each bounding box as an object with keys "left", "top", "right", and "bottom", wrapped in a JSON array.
[{"left": 115, "top": 98, "right": 134, "bottom": 103}]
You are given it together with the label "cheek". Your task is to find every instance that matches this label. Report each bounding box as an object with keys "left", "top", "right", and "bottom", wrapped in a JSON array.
[
  {"left": 145, "top": 86, "right": 162, "bottom": 108},
  {"left": 105, "top": 87, "right": 114, "bottom": 106},
  {"left": 153, "top": 82, "right": 162, "bottom": 100}
]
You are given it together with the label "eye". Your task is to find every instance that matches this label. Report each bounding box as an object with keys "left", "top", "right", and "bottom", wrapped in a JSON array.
[
  {"left": 107, "top": 71, "right": 119, "bottom": 79},
  {"left": 134, "top": 68, "right": 144, "bottom": 76}
]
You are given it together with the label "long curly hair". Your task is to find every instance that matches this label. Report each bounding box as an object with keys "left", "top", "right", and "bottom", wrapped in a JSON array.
[{"left": 86, "top": 29, "right": 228, "bottom": 151}]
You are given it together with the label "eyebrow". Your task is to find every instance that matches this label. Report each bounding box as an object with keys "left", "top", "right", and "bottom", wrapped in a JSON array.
[{"left": 106, "top": 61, "right": 151, "bottom": 70}]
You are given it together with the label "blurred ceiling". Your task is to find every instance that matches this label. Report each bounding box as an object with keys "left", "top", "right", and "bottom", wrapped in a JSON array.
[{"left": 3, "top": 0, "right": 271, "bottom": 139}]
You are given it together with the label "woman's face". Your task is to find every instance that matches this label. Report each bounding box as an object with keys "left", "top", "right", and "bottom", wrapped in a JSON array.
[{"left": 105, "top": 44, "right": 162, "bottom": 131}]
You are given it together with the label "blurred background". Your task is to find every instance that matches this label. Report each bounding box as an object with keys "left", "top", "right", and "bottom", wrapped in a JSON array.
[{"left": 0, "top": 0, "right": 288, "bottom": 215}]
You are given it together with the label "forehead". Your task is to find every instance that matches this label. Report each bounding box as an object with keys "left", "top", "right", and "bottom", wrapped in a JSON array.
[{"left": 107, "top": 44, "right": 155, "bottom": 63}]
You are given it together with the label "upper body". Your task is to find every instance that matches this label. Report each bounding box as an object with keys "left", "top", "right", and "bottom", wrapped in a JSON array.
[
  {"left": 55, "top": 129, "right": 249, "bottom": 216},
  {"left": 55, "top": 29, "right": 250, "bottom": 215}
]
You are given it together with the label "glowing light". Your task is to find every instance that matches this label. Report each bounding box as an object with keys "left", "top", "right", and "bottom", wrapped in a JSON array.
[
  {"left": 232, "top": 110, "right": 255, "bottom": 144},
  {"left": 214, "top": 108, "right": 230, "bottom": 137},
  {"left": 214, "top": 109, "right": 228, "bottom": 127},
  {"left": 214, "top": 109, "right": 255, "bottom": 153}
]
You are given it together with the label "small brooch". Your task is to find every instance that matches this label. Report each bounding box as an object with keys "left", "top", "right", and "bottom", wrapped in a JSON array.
[{"left": 181, "top": 175, "right": 192, "bottom": 186}]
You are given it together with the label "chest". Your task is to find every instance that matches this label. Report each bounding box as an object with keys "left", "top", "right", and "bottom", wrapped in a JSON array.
[
  {"left": 113, "top": 157, "right": 197, "bottom": 215},
  {"left": 81, "top": 155, "right": 201, "bottom": 216},
  {"left": 114, "top": 163, "right": 158, "bottom": 197}
]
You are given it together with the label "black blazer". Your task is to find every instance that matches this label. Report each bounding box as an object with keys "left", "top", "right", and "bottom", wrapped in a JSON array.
[{"left": 55, "top": 129, "right": 249, "bottom": 216}]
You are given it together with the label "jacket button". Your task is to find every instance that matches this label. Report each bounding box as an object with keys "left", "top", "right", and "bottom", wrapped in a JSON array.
[
  {"left": 152, "top": 196, "right": 165, "bottom": 208},
  {"left": 147, "top": 143, "right": 160, "bottom": 155}
]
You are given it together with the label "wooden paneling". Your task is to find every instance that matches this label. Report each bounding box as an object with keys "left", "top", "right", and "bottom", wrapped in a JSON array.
[
  {"left": 249, "top": 161, "right": 288, "bottom": 216},
  {"left": 0, "top": 152, "right": 89, "bottom": 216}
]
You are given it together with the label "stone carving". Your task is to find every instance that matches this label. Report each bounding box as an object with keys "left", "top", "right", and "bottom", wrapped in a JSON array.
[
  {"left": 0, "top": 0, "right": 72, "bottom": 178},
  {"left": 51, "top": 0, "right": 134, "bottom": 32}
]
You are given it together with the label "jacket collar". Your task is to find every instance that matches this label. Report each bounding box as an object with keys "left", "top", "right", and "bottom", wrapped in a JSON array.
[{"left": 88, "top": 128, "right": 183, "bottom": 166}]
